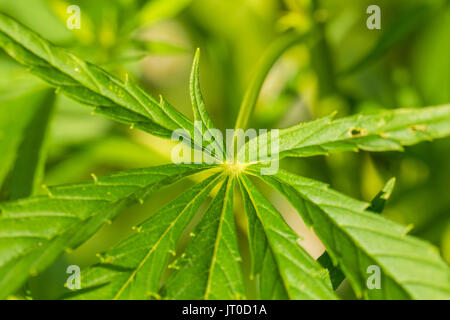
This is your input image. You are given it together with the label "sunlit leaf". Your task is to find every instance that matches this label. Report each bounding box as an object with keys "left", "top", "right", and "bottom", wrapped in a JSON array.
[
  {"left": 66, "top": 173, "right": 222, "bottom": 299},
  {"left": 239, "top": 175, "right": 337, "bottom": 300},
  {"left": 251, "top": 168, "right": 450, "bottom": 299},
  {"left": 240, "top": 106, "right": 450, "bottom": 162},
  {"left": 0, "top": 12, "right": 194, "bottom": 139},
  {"left": 0, "top": 164, "right": 212, "bottom": 299},
  {"left": 163, "top": 177, "right": 245, "bottom": 300}
]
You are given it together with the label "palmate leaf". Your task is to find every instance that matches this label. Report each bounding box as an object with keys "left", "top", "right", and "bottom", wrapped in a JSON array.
[
  {"left": 1, "top": 11, "right": 450, "bottom": 302},
  {"left": 66, "top": 173, "right": 223, "bottom": 300},
  {"left": 163, "top": 177, "right": 245, "bottom": 300},
  {"left": 0, "top": 12, "right": 196, "bottom": 140},
  {"left": 239, "top": 175, "right": 337, "bottom": 300},
  {"left": 250, "top": 168, "right": 450, "bottom": 299},
  {"left": 240, "top": 106, "right": 450, "bottom": 162},
  {"left": 0, "top": 164, "right": 212, "bottom": 299}
]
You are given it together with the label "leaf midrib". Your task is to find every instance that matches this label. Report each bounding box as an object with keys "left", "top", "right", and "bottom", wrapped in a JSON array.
[
  {"left": 112, "top": 174, "right": 224, "bottom": 299},
  {"left": 240, "top": 175, "right": 328, "bottom": 300},
  {"left": 203, "top": 176, "right": 234, "bottom": 299}
]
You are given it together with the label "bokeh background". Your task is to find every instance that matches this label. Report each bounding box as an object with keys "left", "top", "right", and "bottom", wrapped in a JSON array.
[{"left": 0, "top": 0, "right": 449, "bottom": 299}]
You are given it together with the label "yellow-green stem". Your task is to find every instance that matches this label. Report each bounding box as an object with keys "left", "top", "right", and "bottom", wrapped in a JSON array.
[{"left": 234, "top": 32, "right": 308, "bottom": 131}]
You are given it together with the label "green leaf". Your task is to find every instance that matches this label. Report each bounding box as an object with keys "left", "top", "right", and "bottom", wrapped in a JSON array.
[
  {"left": 412, "top": 5, "right": 450, "bottom": 105},
  {"left": 240, "top": 105, "right": 450, "bottom": 162},
  {"left": 317, "top": 253, "right": 344, "bottom": 291},
  {"left": 318, "top": 177, "right": 396, "bottom": 290},
  {"left": 190, "top": 49, "right": 216, "bottom": 132},
  {"left": 0, "top": 88, "right": 52, "bottom": 191},
  {"left": 163, "top": 177, "right": 245, "bottom": 299},
  {"left": 239, "top": 175, "right": 337, "bottom": 300},
  {"left": 0, "top": 12, "right": 195, "bottom": 139},
  {"left": 189, "top": 49, "right": 224, "bottom": 158},
  {"left": 66, "top": 173, "right": 223, "bottom": 300},
  {"left": 251, "top": 168, "right": 450, "bottom": 299},
  {"left": 234, "top": 32, "right": 307, "bottom": 130},
  {"left": 0, "top": 164, "right": 213, "bottom": 299},
  {"left": 6, "top": 90, "right": 55, "bottom": 200},
  {"left": 368, "top": 177, "right": 396, "bottom": 214}
]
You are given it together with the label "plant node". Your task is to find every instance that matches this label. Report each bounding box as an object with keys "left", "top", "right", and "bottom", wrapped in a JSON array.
[{"left": 223, "top": 161, "right": 248, "bottom": 176}]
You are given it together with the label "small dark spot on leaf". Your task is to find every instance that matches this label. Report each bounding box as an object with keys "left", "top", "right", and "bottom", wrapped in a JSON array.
[{"left": 349, "top": 128, "right": 367, "bottom": 137}]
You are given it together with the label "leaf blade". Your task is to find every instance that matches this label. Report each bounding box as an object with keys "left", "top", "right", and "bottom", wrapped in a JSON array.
[
  {"left": 0, "top": 13, "right": 194, "bottom": 139},
  {"left": 66, "top": 173, "right": 223, "bottom": 300},
  {"left": 0, "top": 164, "right": 213, "bottom": 299},
  {"left": 251, "top": 168, "right": 450, "bottom": 299},
  {"left": 239, "top": 175, "right": 337, "bottom": 300},
  {"left": 318, "top": 177, "right": 397, "bottom": 290},
  {"left": 240, "top": 106, "right": 450, "bottom": 162},
  {"left": 190, "top": 48, "right": 216, "bottom": 133},
  {"left": 163, "top": 177, "right": 245, "bottom": 300}
]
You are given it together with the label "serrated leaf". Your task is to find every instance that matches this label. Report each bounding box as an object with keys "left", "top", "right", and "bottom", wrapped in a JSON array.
[
  {"left": 0, "top": 164, "right": 213, "bottom": 299},
  {"left": 66, "top": 173, "right": 223, "bottom": 300},
  {"left": 251, "top": 168, "right": 450, "bottom": 299},
  {"left": 190, "top": 49, "right": 216, "bottom": 132},
  {"left": 239, "top": 175, "right": 337, "bottom": 300},
  {"left": 163, "top": 177, "right": 245, "bottom": 300},
  {"left": 240, "top": 106, "right": 450, "bottom": 162},
  {"left": 318, "top": 177, "right": 396, "bottom": 290},
  {"left": 0, "top": 13, "right": 196, "bottom": 140},
  {"left": 189, "top": 48, "right": 224, "bottom": 158}
]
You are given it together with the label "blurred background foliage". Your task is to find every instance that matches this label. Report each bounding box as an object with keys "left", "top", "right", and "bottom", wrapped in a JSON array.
[{"left": 0, "top": 0, "right": 449, "bottom": 299}]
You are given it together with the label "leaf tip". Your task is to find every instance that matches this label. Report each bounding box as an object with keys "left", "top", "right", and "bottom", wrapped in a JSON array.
[
  {"left": 194, "top": 47, "right": 201, "bottom": 58},
  {"left": 330, "top": 110, "right": 338, "bottom": 119},
  {"left": 403, "top": 224, "right": 414, "bottom": 235},
  {"left": 41, "top": 184, "right": 54, "bottom": 198},
  {"left": 65, "top": 247, "right": 74, "bottom": 254},
  {"left": 381, "top": 177, "right": 396, "bottom": 199},
  {"left": 90, "top": 173, "right": 98, "bottom": 184}
]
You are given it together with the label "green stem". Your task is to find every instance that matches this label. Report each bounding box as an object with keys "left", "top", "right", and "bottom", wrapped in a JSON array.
[{"left": 234, "top": 32, "right": 307, "bottom": 130}]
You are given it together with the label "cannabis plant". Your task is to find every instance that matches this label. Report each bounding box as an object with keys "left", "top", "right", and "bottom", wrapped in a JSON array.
[{"left": 0, "top": 12, "right": 449, "bottom": 300}]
